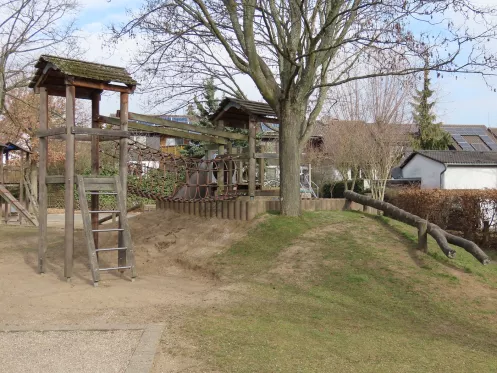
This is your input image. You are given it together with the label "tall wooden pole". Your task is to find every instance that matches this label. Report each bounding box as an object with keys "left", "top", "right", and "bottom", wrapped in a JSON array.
[
  {"left": 38, "top": 87, "right": 48, "bottom": 273},
  {"left": 227, "top": 142, "right": 233, "bottom": 191},
  {"left": 0, "top": 145, "right": 4, "bottom": 184},
  {"left": 258, "top": 157, "right": 265, "bottom": 191},
  {"left": 91, "top": 92, "right": 100, "bottom": 249},
  {"left": 216, "top": 120, "right": 225, "bottom": 195},
  {"left": 64, "top": 82, "right": 76, "bottom": 280},
  {"left": 118, "top": 92, "right": 128, "bottom": 270},
  {"left": 248, "top": 116, "right": 257, "bottom": 200}
]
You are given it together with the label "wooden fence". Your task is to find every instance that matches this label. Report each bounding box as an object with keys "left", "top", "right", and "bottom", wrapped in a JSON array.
[{"left": 156, "top": 198, "right": 376, "bottom": 220}]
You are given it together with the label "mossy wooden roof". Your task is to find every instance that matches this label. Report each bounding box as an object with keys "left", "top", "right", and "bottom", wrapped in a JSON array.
[
  {"left": 210, "top": 97, "right": 278, "bottom": 129},
  {"left": 29, "top": 55, "right": 137, "bottom": 92}
]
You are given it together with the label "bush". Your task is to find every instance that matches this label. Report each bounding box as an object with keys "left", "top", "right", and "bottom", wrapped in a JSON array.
[
  {"left": 389, "top": 188, "right": 497, "bottom": 239},
  {"left": 322, "top": 179, "right": 364, "bottom": 198}
]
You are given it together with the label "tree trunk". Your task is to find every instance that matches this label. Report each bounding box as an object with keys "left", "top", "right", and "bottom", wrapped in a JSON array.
[
  {"left": 344, "top": 190, "right": 490, "bottom": 265},
  {"left": 279, "top": 106, "right": 303, "bottom": 216}
]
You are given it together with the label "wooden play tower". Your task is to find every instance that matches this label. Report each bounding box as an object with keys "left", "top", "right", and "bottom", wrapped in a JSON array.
[{"left": 29, "top": 55, "right": 137, "bottom": 285}]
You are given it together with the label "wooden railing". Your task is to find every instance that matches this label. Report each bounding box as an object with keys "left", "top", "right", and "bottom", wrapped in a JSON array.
[{"left": 2, "top": 166, "right": 22, "bottom": 184}]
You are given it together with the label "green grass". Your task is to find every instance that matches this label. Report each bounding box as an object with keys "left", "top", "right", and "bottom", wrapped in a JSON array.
[{"left": 185, "top": 211, "right": 497, "bottom": 372}]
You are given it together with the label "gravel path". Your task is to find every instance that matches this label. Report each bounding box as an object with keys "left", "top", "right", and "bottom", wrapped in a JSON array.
[{"left": 0, "top": 330, "right": 142, "bottom": 373}]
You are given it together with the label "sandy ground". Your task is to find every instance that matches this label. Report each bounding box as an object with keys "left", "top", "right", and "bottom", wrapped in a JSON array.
[
  {"left": 0, "top": 330, "right": 141, "bottom": 373},
  {"left": 0, "top": 209, "right": 254, "bottom": 372}
]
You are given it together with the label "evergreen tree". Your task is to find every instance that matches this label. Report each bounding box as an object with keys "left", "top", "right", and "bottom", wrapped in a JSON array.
[
  {"left": 182, "top": 78, "right": 248, "bottom": 157},
  {"left": 181, "top": 78, "right": 221, "bottom": 157},
  {"left": 411, "top": 60, "right": 452, "bottom": 150}
]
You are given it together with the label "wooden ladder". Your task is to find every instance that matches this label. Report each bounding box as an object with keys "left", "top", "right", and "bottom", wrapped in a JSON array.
[
  {"left": 23, "top": 172, "right": 39, "bottom": 216},
  {"left": 77, "top": 175, "right": 136, "bottom": 286},
  {"left": 0, "top": 184, "right": 39, "bottom": 226}
]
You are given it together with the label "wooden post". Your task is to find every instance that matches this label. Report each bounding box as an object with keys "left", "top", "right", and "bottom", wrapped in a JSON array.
[
  {"left": 248, "top": 116, "right": 256, "bottom": 199},
  {"left": 38, "top": 88, "right": 49, "bottom": 273},
  {"left": 258, "top": 156, "right": 265, "bottom": 191},
  {"left": 417, "top": 221, "right": 428, "bottom": 252},
  {"left": 64, "top": 83, "right": 76, "bottom": 279},
  {"left": 91, "top": 92, "right": 100, "bottom": 250},
  {"left": 17, "top": 154, "right": 24, "bottom": 225},
  {"left": 217, "top": 121, "right": 225, "bottom": 195},
  {"left": 227, "top": 142, "right": 233, "bottom": 192},
  {"left": 0, "top": 145, "right": 4, "bottom": 184},
  {"left": 119, "top": 92, "right": 129, "bottom": 270}
]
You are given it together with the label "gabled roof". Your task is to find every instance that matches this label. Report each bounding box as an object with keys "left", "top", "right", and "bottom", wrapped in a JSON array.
[
  {"left": 29, "top": 55, "right": 137, "bottom": 88},
  {"left": 400, "top": 150, "right": 497, "bottom": 168},
  {"left": 210, "top": 97, "right": 277, "bottom": 128},
  {"left": 212, "top": 97, "right": 276, "bottom": 118}
]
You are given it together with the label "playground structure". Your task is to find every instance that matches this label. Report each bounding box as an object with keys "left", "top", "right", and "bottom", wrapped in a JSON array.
[
  {"left": 30, "top": 55, "right": 138, "bottom": 285},
  {"left": 28, "top": 55, "right": 327, "bottom": 284},
  {"left": 0, "top": 142, "right": 38, "bottom": 226}
]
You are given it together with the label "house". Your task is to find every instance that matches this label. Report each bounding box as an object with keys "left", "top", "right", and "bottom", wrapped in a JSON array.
[
  {"left": 443, "top": 125, "right": 497, "bottom": 151},
  {"left": 399, "top": 150, "right": 497, "bottom": 189}
]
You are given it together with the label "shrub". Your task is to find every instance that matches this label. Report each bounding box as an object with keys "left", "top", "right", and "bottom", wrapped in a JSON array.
[{"left": 389, "top": 188, "right": 497, "bottom": 239}]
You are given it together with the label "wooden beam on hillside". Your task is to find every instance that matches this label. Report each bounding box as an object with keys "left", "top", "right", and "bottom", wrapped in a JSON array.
[
  {"left": 100, "top": 116, "right": 228, "bottom": 145},
  {"left": 344, "top": 190, "right": 490, "bottom": 265},
  {"left": 124, "top": 112, "right": 248, "bottom": 141}
]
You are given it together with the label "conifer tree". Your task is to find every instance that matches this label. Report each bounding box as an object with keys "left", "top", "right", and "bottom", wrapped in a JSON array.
[{"left": 412, "top": 59, "right": 452, "bottom": 150}]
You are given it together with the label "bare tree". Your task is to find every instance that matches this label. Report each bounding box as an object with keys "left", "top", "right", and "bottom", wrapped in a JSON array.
[
  {"left": 315, "top": 119, "right": 367, "bottom": 192},
  {"left": 115, "top": 0, "right": 497, "bottom": 215},
  {"left": 0, "top": 0, "right": 78, "bottom": 113},
  {"left": 331, "top": 72, "right": 413, "bottom": 200}
]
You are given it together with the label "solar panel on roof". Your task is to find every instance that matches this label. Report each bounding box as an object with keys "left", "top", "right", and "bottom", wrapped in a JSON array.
[{"left": 444, "top": 126, "right": 497, "bottom": 151}]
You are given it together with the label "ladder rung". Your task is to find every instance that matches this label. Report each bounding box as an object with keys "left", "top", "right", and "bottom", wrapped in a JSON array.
[
  {"left": 92, "top": 228, "right": 124, "bottom": 232},
  {"left": 89, "top": 210, "right": 120, "bottom": 213},
  {"left": 95, "top": 247, "right": 127, "bottom": 252},
  {"left": 86, "top": 192, "right": 117, "bottom": 195},
  {"left": 99, "top": 266, "right": 131, "bottom": 271}
]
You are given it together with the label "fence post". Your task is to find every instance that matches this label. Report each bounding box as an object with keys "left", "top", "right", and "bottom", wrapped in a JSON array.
[{"left": 417, "top": 220, "right": 428, "bottom": 252}]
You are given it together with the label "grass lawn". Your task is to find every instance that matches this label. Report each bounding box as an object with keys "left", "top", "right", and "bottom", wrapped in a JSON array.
[{"left": 182, "top": 211, "right": 497, "bottom": 372}]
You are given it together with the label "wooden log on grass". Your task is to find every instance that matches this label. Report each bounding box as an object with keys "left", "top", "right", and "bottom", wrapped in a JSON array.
[{"left": 343, "top": 191, "right": 490, "bottom": 265}]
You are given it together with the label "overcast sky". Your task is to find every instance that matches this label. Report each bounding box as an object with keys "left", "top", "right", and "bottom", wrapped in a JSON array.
[{"left": 74, "top": 0, "right": 497, "bottom": 126}]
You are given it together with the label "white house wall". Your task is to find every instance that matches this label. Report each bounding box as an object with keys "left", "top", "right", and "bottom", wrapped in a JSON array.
[
  {"left": 443, "top": 167, "right": 497, "bottom": 189},
  {"left": 402, "top": 154, "right": 445, "bottom": 188}
]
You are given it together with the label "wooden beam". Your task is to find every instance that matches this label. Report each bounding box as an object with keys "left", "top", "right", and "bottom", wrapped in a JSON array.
[
  {"left": 46, "top": 175, "right": 65, "bottom": 184},
  {"left": 248, "top": 116, "right": 256, "bottom": 199},
  {"left": 38, "top": 87, "right": 49, "bottom": 274},
  {"left": 217, "top": 121, "right": 225, "bottom": 194},
  {"left": 118, "top": 92, "right": 128, "bottom": 271},
  {"left": 127, "top": 112, "right": 248, "bottom": 141},
  {"left": 36, "top": 127, "right": 66, "bottom": 137},
  {"left": 254, "top": 153, "right": 279, "bottom": 159},
  {"left": 91, "top": 92, "right": 100, "bottom": 251},
  {"left": 72, "top": 127, "right": 129, "bottom": 138},
  {"left": 64, "top": 83, "right": 76, "bottom": 280},
  {"left": 100, "top": 115, "right": 228, "bottom": 144},
  {"left": 72, "top": 78, "right": 134, "bottom": 94}
]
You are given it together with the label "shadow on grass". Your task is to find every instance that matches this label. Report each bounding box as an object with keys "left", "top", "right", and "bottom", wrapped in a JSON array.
[{"left": 363, "top": 213, "right": 471, "bottom": 274}]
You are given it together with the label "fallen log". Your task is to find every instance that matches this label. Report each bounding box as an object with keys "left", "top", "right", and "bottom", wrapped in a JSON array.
[{"left": 344, "top": 191, "right": 490, "bottom": 265}]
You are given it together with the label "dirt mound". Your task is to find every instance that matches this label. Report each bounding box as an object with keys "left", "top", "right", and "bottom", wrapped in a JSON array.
[{"left": 98, "top": 209, "right": 255, "bottom": 278}]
